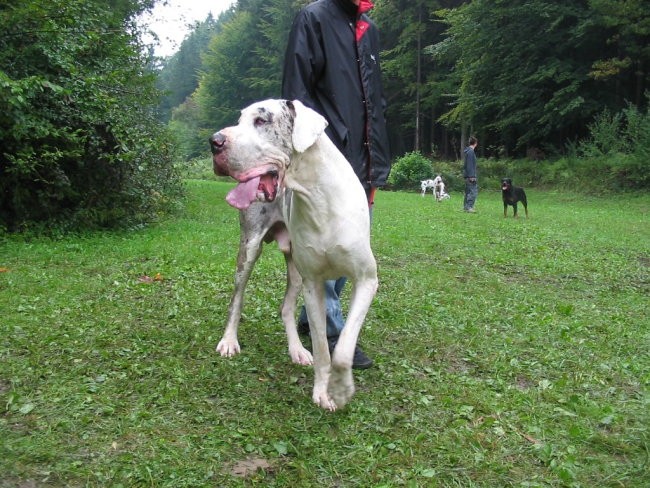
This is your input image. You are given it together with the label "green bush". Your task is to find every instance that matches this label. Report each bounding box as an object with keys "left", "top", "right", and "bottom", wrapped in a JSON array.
[
  {"left": 576, "top": 101, "right": 650, "bottom": 190},
  {"left": 0, "top": 0, "right": 183, "bottom": 232},
  {"left": 388, "top": 151, "right": 433, "bottom": 190}
]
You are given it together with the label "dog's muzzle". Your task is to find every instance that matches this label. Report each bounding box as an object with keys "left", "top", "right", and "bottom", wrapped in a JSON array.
[
  {"left": 210, "top": 132, "right": 231, "bottom": 176},
  {"left": 209, "top": 132, "right": 226, "bottom": 155}
]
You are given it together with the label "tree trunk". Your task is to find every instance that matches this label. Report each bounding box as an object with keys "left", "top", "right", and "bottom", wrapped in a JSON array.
[
  {"left": 414, "top": 6, "right": 422, "bottom": 152},
  {"left": 460, "top": 123, "right": 467, "bottom": 161}
]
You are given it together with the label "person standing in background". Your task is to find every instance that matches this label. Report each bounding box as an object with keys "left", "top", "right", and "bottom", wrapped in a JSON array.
[{"left": 463, "top": 136, "right": 479, "bottom": 213}]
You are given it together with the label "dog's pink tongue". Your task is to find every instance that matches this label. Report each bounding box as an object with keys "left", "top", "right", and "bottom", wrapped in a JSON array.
[{"left": 226, "top": 176, "right": 260, "bottom": 210}]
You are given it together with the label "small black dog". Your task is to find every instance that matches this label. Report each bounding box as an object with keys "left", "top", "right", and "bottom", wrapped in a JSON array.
[{"left": 501, "top": 178, "right": 528, "bottom": 218}]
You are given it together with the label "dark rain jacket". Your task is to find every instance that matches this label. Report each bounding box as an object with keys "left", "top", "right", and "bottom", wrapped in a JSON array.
[
  {"left": 463, "top": 146, "right": 477, "bottom": 179},
  {"left": 281, "top": 0, "right": 391, "bottom": 192}
]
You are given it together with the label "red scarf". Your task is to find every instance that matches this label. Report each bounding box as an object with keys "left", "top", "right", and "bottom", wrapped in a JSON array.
[{"left": 355, "top": 0, "right": 374, "bottom": 42}]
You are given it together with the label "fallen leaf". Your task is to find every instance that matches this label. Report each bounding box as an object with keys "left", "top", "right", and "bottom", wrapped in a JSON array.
[
  {"left": 230, "top": 457, "right": 272, "bottom": 478},
  {"left": 0, "top": 267, "right": 9, "bottom": 273},
  {"left": 273, "top": 441, "right": 288, "bottom": 456},
  {"left": 19, "top": 403, "right": 35, "bottom": 414},
  {"left": 153, "top": 273, "right": 164, "bottom": 281},
  {"left": 523, "top": 433, "right": 541, "bottom": 444}
]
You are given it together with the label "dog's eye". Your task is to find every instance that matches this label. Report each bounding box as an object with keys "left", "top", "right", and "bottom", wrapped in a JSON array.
[{"left": 254, "top": 117, "right": 267, "bottom": 127}]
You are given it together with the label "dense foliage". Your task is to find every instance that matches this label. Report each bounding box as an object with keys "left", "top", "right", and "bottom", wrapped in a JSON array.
[
  {"left": 160, "top": 0, "right": 649, "bottom": 173},
  {"left": 0, "top": 0, "right": 182, "bottom": 231},
  {"left": 431, "top": 0, "right": 650, "bottom": 156},
  {"left": 156, "top": 13, "right": 231, "bottom": 124},
  {"left": 388, "top": 99, "right": 650, "bottom": 194},
  {"left": 2, "top": 0, "right": 647, "bottom": 231},
  {"left": 191, "top": 0, "right": 301, "bottom": 154}
]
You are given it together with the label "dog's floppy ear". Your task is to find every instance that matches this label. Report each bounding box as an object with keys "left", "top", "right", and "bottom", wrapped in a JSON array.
[{"left": 287, "top": 100, "right": 328, "bottom": 153}]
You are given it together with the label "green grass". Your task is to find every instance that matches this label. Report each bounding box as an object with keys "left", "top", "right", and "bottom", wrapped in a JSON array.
[{"left": 1, "top": 180, "right": 649, "bottom": 487}]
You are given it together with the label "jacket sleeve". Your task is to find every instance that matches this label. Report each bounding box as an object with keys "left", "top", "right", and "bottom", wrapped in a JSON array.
[{"left": 281, "top": 10, "right": 324, "bottom": 109}]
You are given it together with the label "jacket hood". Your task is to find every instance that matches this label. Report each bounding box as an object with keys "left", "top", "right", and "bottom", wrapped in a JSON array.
[{"left": 335, "top": 0, "right": 374, "bottom": 16}]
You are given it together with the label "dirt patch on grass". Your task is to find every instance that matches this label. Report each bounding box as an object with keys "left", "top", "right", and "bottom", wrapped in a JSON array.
[
  {"left": 0, "top": 479, "right": 38, "bottom": 488},
  {"left": 227, "top": 456, "right": 274, "bottom": 478},
  {"left": 515, "top": 375, "right": 535, "bottom": 391},
  {"left": 0, "top": 378, "right": 10, "bottom": 395},
  {"left": 437, "top": 348, "right": 475, "bottom": 375}
]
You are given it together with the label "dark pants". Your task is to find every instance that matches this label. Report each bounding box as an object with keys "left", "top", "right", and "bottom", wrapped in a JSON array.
[{"left": 464, "top": 178, "right": 478, "bottom": 210}]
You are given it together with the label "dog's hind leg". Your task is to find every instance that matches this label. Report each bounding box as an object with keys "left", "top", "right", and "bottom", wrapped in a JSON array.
[
  {"left": 279, "top": 249, "right": 312, "bottom": 365},
  {"left": 522, "top": 195, "right": 529, "bottom": 218},
  {"left": 303, "top": 279, "right": 336, "bottom": 411}
]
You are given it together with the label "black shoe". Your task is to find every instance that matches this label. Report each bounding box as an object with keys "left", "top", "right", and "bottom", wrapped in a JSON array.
[
  {"left": 297, "top": 321, "right": 310, "bottom": 336},
  {"left": 327, "top": 337, "right": 374, "bottom": 370}
]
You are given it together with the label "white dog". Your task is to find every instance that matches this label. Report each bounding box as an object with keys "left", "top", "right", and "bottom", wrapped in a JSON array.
[
  {"left": 421, "top": 175, "right": 450, "bottom": 201},
  {"left": 210, "top": 99, "right": 378, "bottom": 411}
]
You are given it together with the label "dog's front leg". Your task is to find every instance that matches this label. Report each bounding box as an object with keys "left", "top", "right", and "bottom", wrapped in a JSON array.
[
  {"left": 303, "top": 279, "right": 336, "bottom": 411},
  {"left": 216, "top": 213, "right": 265, "bottom": 357},
  {"left": 328, "top": 275, "right": 377, "bottom": 408}
]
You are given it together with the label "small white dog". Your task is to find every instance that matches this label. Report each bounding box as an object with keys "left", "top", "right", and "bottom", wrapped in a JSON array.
[
  {"left": 420, "top": 177, "right": 437, "bottom": 197},
  {"left": 421, "top": 175, "right": 450, "bottom": 201}
]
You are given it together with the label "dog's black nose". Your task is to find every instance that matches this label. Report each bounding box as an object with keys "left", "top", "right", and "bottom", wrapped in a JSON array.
[{"left": 209, "top": 132, "right": 226, "bottom": 154}]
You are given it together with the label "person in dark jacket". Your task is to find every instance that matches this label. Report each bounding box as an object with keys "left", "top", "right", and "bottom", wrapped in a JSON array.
[
  {"left": 282, "top": 0, "right": 390, "bottom": 369},
  {"left": 463, "top": 136, "right": 479, "bottom": 213}
]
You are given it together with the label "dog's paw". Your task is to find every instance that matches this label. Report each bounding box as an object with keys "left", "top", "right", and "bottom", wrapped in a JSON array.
[
  {"left": 289, "top": 345, "right": 313, "bottom": 366},
  {"left": 312, "top": 386, "right": 337, "bottom": 411},
  {"left": 216, "top": 339, "right": 241, "bottom": 357},
  {"left": 327, "top": 365, "right": 355, "bottom": 409}
]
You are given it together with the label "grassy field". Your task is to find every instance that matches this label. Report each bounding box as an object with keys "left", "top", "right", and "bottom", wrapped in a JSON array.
[{"left": 1, "top": 180, "right": 648, "bottom": 487}]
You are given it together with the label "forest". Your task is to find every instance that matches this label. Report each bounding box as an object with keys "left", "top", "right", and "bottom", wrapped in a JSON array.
[
  {"left": 1, "top": 0, "right": 649, "bottom": 230},
  {"left": 160, "top": 0, "right": 649, "bottom": 162}
]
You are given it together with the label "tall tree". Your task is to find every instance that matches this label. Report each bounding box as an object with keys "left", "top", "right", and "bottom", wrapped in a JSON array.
[
  {"left": 193, "top": 11, "right": 260, "bottom": 145},
  {"left": 156, "top": 11, "right": 233, "bottom": 122},
  {"left": 157, "top": 0, "right": 649, "bottom": 163},
  {"left": 588, "top": 0, "right": 650, "bottom": 108},
  {"left": 374, "top": 0, "right": 467, "bottom": 158},
  {"left": 180, "top": 0, "right": 304, "bottom": 158},
  {"left": 247, "top": 0, "right": 309, "bottom": 95}
]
